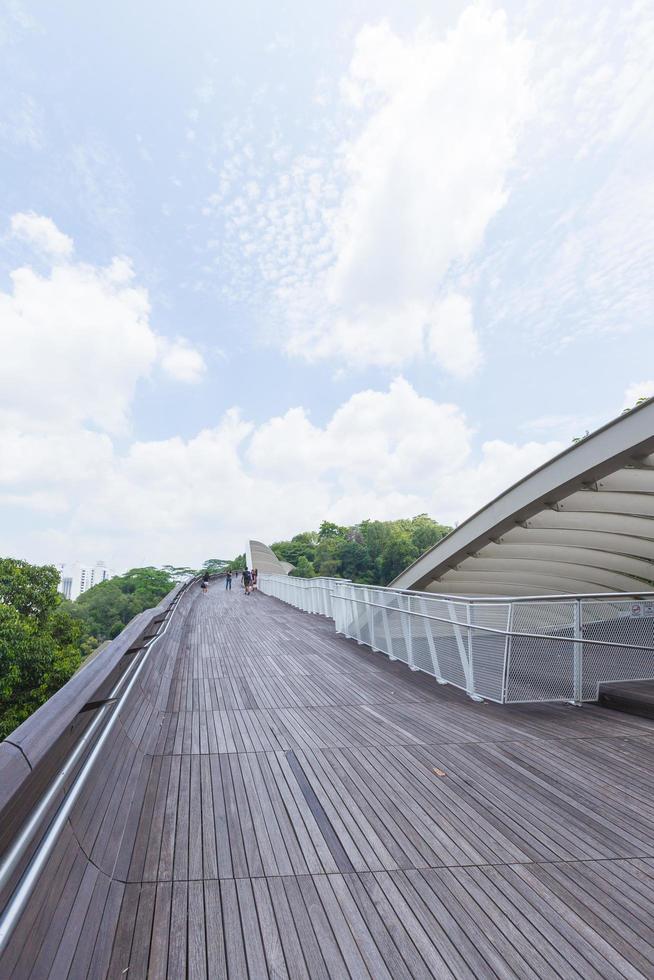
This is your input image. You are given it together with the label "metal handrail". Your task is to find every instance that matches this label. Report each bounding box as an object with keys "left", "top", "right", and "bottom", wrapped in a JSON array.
[
  {"left": 261, "top": 573, "right": 654, "bottom": 604},
  {"left": 331, "top": 580, "right": 654, "bottom": 604},
  {"left": 0, "top": 578, "right": 193, "bottom": 955}
]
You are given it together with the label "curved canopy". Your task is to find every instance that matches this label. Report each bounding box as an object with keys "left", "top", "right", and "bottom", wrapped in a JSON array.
[
  {"left": 246, "top": 539, "right": 294, "bottom": 575},
  {"left": 391, "top": 398, "right": 654, "bottom": 596}
]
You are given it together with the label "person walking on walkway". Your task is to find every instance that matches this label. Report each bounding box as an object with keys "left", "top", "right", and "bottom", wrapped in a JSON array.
[
  {"left": 225, "top": 571, "right": 232, "bottom": 590},
  {"left": 243, "top": 568, "right": 252, "bottom": 595}
]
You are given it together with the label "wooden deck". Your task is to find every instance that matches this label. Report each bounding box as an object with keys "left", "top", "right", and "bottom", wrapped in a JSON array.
[{"left": 4, "top": 579, "right": 654, "bottom": 978}]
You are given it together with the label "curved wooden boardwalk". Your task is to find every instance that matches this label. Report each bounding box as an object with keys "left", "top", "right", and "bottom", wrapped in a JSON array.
[{"left": 4, "top": 579, "right": 654, "bottom": 978}]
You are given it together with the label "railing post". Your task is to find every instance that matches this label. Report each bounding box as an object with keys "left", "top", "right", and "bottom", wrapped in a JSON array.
[
  {"left": 572, "top": 599, "right": 583, "bottom": 704},
  {"left": 420, "top": 597, "right": 445, "bottom": 683},
  {"left": 367, "top": 588, "right": 377, "bottom": 650},
  {"left": 448, "top": 601, "right": 481, "bottom": 701},
  {"left": 381, "top": 597, "right": 395, "bottom": 660},
  {"left": 466, "top": 603, "right": 483, "bottom": 701},
  {"left": 501, "top": 602, "right": 513, "bottom": 704},
  {"left": 403, "top": 595, "right": 417, "bottom": 669}
]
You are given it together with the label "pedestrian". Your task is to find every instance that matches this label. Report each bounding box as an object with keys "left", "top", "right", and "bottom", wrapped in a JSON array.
[
  {"left": 225, "top": 571, "right": 232, "bottom": 590},
  {"left": 252, "top": 568, "right": 258, "bottom": 589},
  {"left": 243, "top": 568, "right": 252, "bottom": 595}
]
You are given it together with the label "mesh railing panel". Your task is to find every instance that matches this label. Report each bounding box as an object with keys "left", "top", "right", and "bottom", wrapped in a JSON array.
[
  {"left": 505, "top": 602, "right": 575, "bottom": 702},
  {"left": 581, "top": 599, "right": 654, "bottom": 698},
  {"left": 470, "top": 604, "right": 510, "bottom": 701},
  {"left": 258, "top": 575, "right": 654, "bottom": 704}
]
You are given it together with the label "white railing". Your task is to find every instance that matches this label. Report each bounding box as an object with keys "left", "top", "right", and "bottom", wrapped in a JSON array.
[
  {"left": 258, "top": 574, "right": 347, "bottom": 618},
  {"left": 258, "top": 575, "right": 654, "bottom": 704}
]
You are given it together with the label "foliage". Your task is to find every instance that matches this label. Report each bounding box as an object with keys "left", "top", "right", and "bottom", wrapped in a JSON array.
[
  {"left": 67, "top": 566, "right": 176, "bottom": 642},
  {"left": 199, "top": 558, "right": 229, "bottom": 575},
  {"left": 0, "top": 558, "right": 84, "bottom": 740},
  {"left": 271, "top": 532, "right": 318, "bottom": 567},
  {"left": 162, "top": 564, "right": 196, "bottom": 582},
  {"left": 292, "top": 556, "right": 316, "bottom": 578},
  {"left": 272, "top": 514, "right": 451, "bottom": 585}
]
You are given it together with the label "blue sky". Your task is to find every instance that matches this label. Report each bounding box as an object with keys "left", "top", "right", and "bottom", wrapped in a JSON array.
[{"left": 1, "top": 0, "right": 653, "bottom": 569}]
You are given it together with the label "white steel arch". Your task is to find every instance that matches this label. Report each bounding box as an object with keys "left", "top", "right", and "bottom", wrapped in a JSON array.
[{"left": 391, "top": 398, "right": 654, "bottom": 596}]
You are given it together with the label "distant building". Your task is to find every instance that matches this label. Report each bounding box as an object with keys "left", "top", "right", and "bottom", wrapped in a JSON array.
[{"left": 56, "top": 561, "right": 115, "bottom": 601}]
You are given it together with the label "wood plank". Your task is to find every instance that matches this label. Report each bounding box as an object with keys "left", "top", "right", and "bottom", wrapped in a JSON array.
[{"left": 4, "top": 581, "right": 654, "bottom": 979}]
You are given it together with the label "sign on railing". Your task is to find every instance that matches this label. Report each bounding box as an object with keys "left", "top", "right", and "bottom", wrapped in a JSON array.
[{"left": 258, "top": 574, "right": 654, "bottom": 704}]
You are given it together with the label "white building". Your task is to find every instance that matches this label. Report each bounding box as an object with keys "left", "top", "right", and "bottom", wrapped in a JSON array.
[{"left": 57, "top": 561, "right": 116, "bottom": 601}]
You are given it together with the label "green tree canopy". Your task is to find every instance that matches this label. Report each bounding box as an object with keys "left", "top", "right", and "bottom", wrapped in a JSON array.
[
  {"left": 69, "top": 566, "right": 175, "bottom": 641},
  {"left": 272, "top": 514, "right": 450, "bottom": 586},
  {"left": 0, "top": 558, "right": 84, "bottom": 740}
]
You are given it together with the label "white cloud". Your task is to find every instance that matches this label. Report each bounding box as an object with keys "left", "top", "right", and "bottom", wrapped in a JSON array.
[
  {"left": 328, "top": 13, "right": 530, "bottom": 310},
  {"left": 0, "top": 214, "right": 206, "bottom": 436},
  {"left": 158, "top": 338, "right": 206, "bottom": 384},
  {"left": 481, "top": 1, "right": 654, "bottom": 350},
  {"left": 1, "top": 368, "right": 563, "bottom": 569},
  {"left": 623, "top": 380, "right": 654, "bottom": 410},
  {"left": 207, "top": 7, "right": 532, "bottom": 375},
  {"left": 0, "top": 255, "right": 156, "bottom": 434},
  {"left": 426, "top": 294, "right": 481, "bottom": 379},
  {"left": 247, "top": 378, "right": 472, "bottom": 488},
  {"left": 11, "top": 211, "right": 73, "bottom": 258}
]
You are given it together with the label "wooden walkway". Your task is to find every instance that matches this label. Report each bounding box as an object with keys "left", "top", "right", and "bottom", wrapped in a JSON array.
[{"left": 4, "top": 580, "right": 654, "bottom": 978}]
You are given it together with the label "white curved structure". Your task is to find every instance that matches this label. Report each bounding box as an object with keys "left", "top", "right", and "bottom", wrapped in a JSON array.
[
  {"left": 392, "top": 398, "right": 654, "bottom": 596},
  {"left": 246, "top": 539, "right": 294, "bottom": 575}
]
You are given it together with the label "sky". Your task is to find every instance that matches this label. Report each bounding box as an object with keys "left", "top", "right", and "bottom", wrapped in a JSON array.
[{"left": 1, "top": 0, "right": 654, "bottom": 571}]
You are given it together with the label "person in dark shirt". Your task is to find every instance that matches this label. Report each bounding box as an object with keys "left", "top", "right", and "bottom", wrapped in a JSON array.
[
  {"left": 242, "top": 568, "right": 252, "bottom": 594},
  {"left": 225, "top": 571, "right": 232, "bottom": 590}
]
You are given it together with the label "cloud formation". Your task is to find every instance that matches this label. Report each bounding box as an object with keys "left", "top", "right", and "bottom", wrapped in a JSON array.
[
  {"left": 11, "top": 211, "right": 73, "bottom": 258},
  {"left": 0, "top": 215, "right": 206, "bottom": 435},
  {"left": 158, "top": 338, "right": 207, "bottom": 384},
  {"left": 1, "top": 361, "right": 562, "bottom": 569},
  {"left": 209, "top": 7, "right": 532, "bottom": 376},
  {"left": 0, "top": 217, "right": 566, "bottom": 570}
]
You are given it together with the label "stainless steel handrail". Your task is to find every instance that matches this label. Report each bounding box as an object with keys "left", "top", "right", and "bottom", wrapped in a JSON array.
[
  {"left": 0, "top": 578, "right": 193, "bottom": 955},
  {"left": 330, "top": 580, "right": 654, "bottom": 604}
]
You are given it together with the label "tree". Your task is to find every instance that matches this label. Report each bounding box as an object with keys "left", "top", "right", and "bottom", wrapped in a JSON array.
[
  {"left": 162, "top": 565, "right": 196, "bottom": 582},
  {"left": 379, "top": 530, "right": 419, "bottom": 584},
  {"left": 200, "top": 558, "right": 231, "bottom": 575},
  {"left": 339, "top": 540, "right": 373, "bottom": 582},
  {"left": 0, "top": 558, "right": 61, "bottom": 624},
  {"left": 318, "top": 521, "right": 347, "bottom": 541},
  {"left": 409, "top": 514, "right": 450, "bottom": 555},
  {"left": 291, "top": 555, "right": 315, "bottom": 578},
  {"left": 269, "top": 513, "right": 452, "bottom": 587},
  {"left": 70, "top": 567, "right": 175, "bottom": 641},
  {"left": 272, "top": 532, "right": 317, "bottom": 566},
  {"left": 0, "top": 558, "right": 84, "bottom": 740}
]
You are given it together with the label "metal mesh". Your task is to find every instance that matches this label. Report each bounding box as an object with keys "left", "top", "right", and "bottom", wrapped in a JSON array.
[
  {"left": 505, "top": 602, "right": 575, "bottom": 702},
  {"left": 470, "top": 604, "right": 510, "bottom": 701},
  {"left": 581, "top": 599, "right": 654, "bottom": 699}
]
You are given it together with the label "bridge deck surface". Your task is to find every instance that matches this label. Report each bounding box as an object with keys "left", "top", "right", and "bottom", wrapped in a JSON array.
[{"left": 5, "top": 580, "right": 654, "bottom": 978}]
